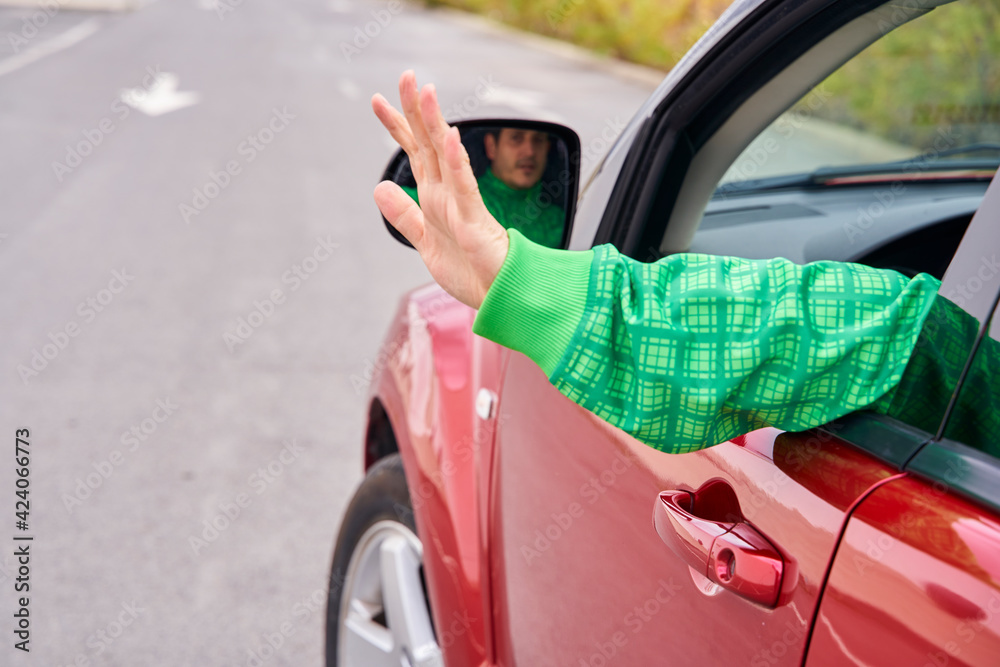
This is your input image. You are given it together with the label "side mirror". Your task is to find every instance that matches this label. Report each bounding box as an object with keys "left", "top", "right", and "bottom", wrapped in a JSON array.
[{"left": 378, "top": 119, "right": 581, "bottom": 249}]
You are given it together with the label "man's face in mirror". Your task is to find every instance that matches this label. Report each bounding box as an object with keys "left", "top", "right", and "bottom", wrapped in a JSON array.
[{"left": 484, "top": 128, "right": 551, "bottom": 190}]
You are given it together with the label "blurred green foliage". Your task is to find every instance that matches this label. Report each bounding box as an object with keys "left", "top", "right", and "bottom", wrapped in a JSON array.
[
  {"left": 794, "top": 0, "right": 1000, "bottom": 151},
  {"left": 423, "top": 0, "right": 730, "bottom": 70},
  {"left": 427, "top": 0, "right": 999, "bottom": 153}
]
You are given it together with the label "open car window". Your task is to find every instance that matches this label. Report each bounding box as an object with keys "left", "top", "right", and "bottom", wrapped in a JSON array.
[
  {"left": 717, "top": 0, "right": 1000, "bottom": 195},
  {"left": 683, "top": 0, "right": 999, "bottom": 454},
  {"left": 688, "top": 0, "right": 999, "bottom": 278}
]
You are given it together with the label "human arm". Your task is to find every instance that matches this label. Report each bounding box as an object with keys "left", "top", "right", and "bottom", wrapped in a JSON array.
[
  {"left": 473, "top": 228, "right": 942, "bottom": 453},
  {"left": 372, "top": 72, "right": 943, "bottom": 454}
]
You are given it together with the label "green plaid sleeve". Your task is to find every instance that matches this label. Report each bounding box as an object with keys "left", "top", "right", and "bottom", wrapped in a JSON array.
[{"left": 474, "top": 230, "right": 942, "bottom": 454}]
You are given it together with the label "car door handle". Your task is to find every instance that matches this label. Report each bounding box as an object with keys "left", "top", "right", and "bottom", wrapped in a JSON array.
[{"left": 654, "top": 488, "right": 784, "bottom": 607}]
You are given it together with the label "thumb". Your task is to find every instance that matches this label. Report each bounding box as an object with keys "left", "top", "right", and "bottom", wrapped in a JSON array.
[{"left": 374, "top": 181, "right": 425, "bottom": 248}]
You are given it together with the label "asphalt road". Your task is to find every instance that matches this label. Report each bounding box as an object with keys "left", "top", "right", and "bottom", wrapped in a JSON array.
[{"left": 0, "top": 0, "right": 657, "bottom": 664}]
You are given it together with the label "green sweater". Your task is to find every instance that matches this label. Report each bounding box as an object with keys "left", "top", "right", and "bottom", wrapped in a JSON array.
[
  {"left": 473, "top": 228, "right": 995, "bottom": 455},
  {"left": 401, "top": 170, "right": 565, "bottom": 248}
]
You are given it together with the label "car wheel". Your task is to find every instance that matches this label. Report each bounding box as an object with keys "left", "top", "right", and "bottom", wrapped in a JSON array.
[{"left": 325, "top": 454, "right": 443, "bottom": 667}]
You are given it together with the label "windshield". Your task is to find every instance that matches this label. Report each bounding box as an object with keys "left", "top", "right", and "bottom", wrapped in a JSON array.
[{"left": 718, "top": 0, "right": 1000, "bottom": 193}]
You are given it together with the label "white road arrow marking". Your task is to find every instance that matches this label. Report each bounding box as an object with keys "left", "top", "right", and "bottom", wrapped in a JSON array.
[
  {"left": 0, "top": 19, "right": 100, "bottom": 79},
  {"left": 120, "top": 72, "right": 200, "bottom": 117}
]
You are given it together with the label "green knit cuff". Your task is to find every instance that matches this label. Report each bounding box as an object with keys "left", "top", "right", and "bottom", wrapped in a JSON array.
[{"left": 473, "top": 228, "right": 594, "bottom": 376}]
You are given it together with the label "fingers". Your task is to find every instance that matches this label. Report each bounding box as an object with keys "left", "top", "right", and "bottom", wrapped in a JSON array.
[
  {"left": 442, "top": 125, "right": 488, "bottom": 221},
  {"left": 373, "top": 181, "right": 425, "bottom": 249},
  {"left": 373, "top": 71, "right": 489, "bottom": 235},
  {"left": 399, "top": 71, "right": 442, "bottom": 183},
  {"left": 418, "top": 84, "right": 454, "bottom": 188},
  {"left": 418, "top": 85, "right": 485, "bottom": 224},
  {"left": 371, "top": 93, "right": 424, "bottom": 180}
]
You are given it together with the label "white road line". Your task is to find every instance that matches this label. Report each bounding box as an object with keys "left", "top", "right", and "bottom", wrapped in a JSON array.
[
  {"left": 0, "top": 0, "right": 140, "bottom": 8},
  {"left": 0, "top": 18, "right": 101, "bottom": 79}
]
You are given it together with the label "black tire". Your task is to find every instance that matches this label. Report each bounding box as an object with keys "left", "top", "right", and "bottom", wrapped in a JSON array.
[{"left": 325, "top": 454, "right": 438, "bottom": 667}]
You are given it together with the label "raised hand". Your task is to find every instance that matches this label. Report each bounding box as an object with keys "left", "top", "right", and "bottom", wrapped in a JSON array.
[{"left": 371, "top": 70, "right": 509, "bottom": 310}]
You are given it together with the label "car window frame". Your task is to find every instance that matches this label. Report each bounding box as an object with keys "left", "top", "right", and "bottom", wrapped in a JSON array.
[{"left": 592, "top": 0, "right": 893, "bottom": 255}]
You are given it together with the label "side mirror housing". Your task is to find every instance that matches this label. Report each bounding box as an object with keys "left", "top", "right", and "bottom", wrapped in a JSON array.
[{"left": 378, "top": 119, "right": 581, "bottom": 250}]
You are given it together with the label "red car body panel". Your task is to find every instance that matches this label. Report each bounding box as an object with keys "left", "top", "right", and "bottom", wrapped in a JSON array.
[
  {"left": 807, "top": 475, "right": 1000, "bottom": 666},
  {"left": 485, "top": 352, "right": 911, "bottom": 666},
  {"left": 365, "top": 283, "right": 1000, "bottom": 666},
  {"left": 366, "top": 285, "right": 506, "bottom": 667},
  {"left": 364, "top": 282, "right": 1000, "bottom": 667}
]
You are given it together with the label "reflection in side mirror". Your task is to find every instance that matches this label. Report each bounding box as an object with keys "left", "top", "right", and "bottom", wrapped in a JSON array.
[{"left": 378, "top": 119, "right": 581, "bottom": 250}]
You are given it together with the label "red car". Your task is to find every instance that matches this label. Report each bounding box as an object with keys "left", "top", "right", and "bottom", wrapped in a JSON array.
[{"left": 327, "top": 0, "right": 1000, "bottom": 664}]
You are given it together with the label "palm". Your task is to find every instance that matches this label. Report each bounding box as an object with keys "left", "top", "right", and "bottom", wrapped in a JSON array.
[{"left": 371, "top": 71, "right": 508, "bottom": 309}]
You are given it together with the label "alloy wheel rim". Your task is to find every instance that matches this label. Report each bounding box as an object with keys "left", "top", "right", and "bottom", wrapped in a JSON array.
[{"left": 338, "top": 520, "right": 443, "bottom": 667}]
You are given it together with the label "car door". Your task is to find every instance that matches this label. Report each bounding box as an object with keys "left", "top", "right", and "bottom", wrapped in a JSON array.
[
  {"left": 489, "top": 354, "right": 912, "bottom": 665},
  {"left": 485, "top": 0, "right": 998, "bottom": 663}
]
